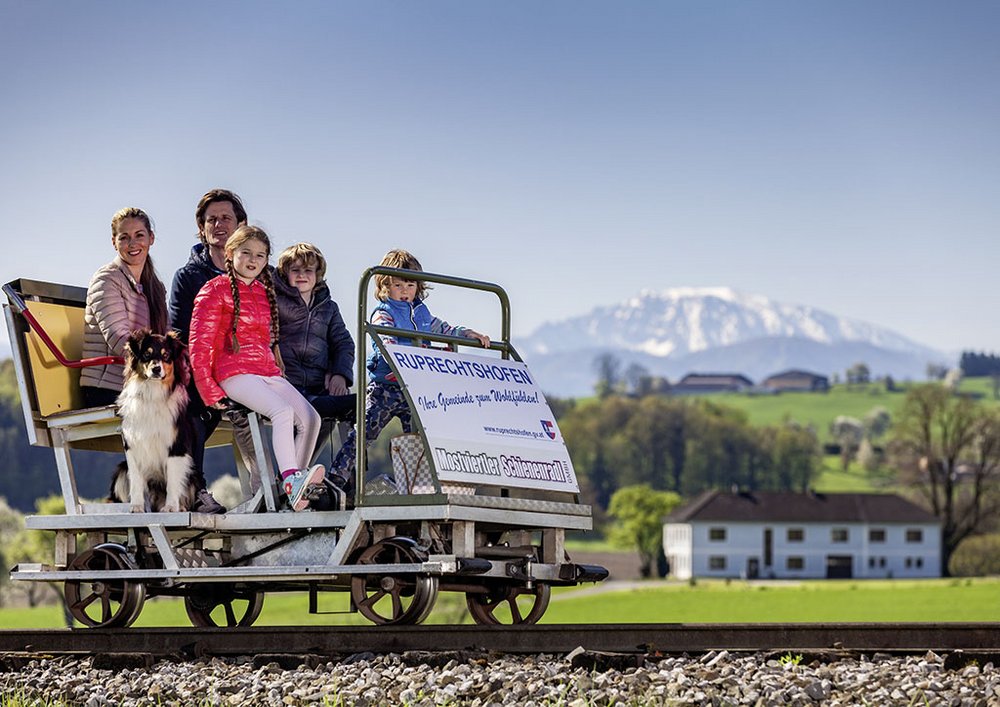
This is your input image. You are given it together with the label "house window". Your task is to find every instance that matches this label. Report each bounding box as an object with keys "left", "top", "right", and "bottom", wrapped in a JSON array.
[
  {"left": 709, "top": 556, "right": 726, "bottom": 570},
  {"left": 916, "top": 557, "right": 923, "bottom": 569},
  {"left": 709, "top": 527, "right": 727, "bottom": 541},
  {"left": 786, "top": 556, "right": 804, "bottom": 570},
  {"left": 905, "top": 557, "right": 913, "bottom": 568},
  {"left": 868, "top": 557, "right": 875, "bottom": 568},
  {"left": 906, "top": 529, "right": 923, "bottom": 543},
  {"left": 879, "top": 557, "right": 886, "bottom": 568},
  {"left": 869, "top": 529, "right": 886, "bottom": 542},
  {"left": 831, "top": 528, "right": 849, "bottom": 543},
  {"left": 787, "top": 528, "right": 804, "bottom": 542}
]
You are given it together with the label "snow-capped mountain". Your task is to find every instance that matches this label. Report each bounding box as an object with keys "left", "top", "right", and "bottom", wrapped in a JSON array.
[{"left": 519, "top": 287, "right": 950, "bottom": 398}]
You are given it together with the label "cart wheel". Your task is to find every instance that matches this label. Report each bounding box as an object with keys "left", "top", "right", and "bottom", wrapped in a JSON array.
[
  {"left": 350, "top": 538, "right": 438, "bottom": 625},
  {"left": 64, "top": 544, "right": 145, "bottom": 628},
  {"left": 184, "top": 584, "right": 265, "bottom": 627},
  {"left": 467, "top": 583, "right": 551, "bottom": 625}
]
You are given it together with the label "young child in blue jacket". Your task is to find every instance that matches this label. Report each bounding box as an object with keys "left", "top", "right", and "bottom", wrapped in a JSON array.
[{"left": 319, "top": 249, "right": 489, "bottom": 504}]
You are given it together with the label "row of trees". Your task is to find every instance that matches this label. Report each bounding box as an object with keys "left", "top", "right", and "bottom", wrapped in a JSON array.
[
  {"left": 556, "top": 395, "right": 822, "bottom": 510},
  {"left": 959, "top": 351, "right": 1000, "bottom": 378}
]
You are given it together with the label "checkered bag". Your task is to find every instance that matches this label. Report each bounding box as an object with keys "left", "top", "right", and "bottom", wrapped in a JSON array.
[
  {"left": 390, "top": 434, "right": 433, "bottom": 494},
  {"left": 390, "top": 434, "right": 476, "bottom": 495}
]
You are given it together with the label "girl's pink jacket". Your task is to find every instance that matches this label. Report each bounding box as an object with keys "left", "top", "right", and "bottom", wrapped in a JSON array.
[{"left": 189, "top": 275, "right": 282, "bottom": 406}]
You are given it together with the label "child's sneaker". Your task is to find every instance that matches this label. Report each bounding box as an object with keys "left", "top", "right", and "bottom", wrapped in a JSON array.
[{"left": 283, "top": 464, "right": 326, "bottom": 511}]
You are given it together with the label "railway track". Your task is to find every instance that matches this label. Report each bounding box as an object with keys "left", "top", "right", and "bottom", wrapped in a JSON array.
[{"left": 3, "top": 623, "right": 1000, "bottom": 659}]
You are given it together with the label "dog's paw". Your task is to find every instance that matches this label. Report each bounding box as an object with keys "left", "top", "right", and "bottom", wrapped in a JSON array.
[
  {"left": 130, "top": 504, "right": 144, "bottom": 513},
  {"left": 161, "top": 504, "right": 178, "bottom": 513}
]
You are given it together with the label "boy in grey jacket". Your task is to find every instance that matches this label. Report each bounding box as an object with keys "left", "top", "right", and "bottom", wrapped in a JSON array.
[{"left": 275, "top": 243, "right": 356, "bottom": 463}]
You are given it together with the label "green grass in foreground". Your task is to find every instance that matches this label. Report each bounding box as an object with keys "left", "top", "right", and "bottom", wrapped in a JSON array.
[
  {"left": 5, "top": 577, "right": 999, "bottom": 629},
  {"left": 544, "top": 577, "right": 1000, "bottom": 623}
]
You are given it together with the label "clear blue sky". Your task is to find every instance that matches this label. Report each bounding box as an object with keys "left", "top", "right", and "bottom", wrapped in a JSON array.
[{"left": 2, "top": 1, "right": 999, "bottom": 358}]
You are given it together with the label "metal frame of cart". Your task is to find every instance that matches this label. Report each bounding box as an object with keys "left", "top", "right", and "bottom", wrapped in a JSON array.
[{"left": 3, "top": 271, "right": 605, "bottom": 629}]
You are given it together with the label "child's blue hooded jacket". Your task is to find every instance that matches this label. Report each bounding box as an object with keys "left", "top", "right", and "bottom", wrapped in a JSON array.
[{"left": 366, "top": 298, "right": 464, "bottom": 384}]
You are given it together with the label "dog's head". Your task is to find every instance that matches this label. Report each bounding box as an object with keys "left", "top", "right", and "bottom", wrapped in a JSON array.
[{"left": 125, "top": 329, "right": 190, "bottom": 388}]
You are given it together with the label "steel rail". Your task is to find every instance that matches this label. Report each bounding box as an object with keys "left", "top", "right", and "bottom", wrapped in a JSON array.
[{"left": 4, "top": 624, "right": 1000, "bottom": 658}]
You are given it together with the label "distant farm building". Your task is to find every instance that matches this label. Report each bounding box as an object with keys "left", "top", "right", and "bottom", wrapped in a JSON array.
[
  {"left": 663, "top": 490, "right": 941, "bottom": 580},
  {"left": 670, "top": 373, "right": 754, "bottom": 395},
  {"left": 762, "top": 369, "right": 830, "bottom": 392}
]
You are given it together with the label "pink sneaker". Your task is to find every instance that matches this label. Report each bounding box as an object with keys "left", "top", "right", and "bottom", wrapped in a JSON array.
[{"left": 283, "top": 464, "right": 326, "bottom": 511}]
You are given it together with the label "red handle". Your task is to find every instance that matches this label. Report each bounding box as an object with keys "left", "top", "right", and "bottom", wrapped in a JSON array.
[{"left": 7, "top": 289, "right": 124, "bottom": 368}]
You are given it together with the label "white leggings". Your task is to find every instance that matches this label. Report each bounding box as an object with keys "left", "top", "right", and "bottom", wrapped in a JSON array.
[{"left": 220, "top": 374, "right": 321, "bottom": 475}]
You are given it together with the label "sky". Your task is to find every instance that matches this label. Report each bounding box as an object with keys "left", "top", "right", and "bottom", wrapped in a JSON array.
[{"left": 2, "top": 1, "right": 999, "bottom": 359}]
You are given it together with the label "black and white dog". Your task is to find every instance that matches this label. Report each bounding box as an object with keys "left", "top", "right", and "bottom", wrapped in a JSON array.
[{"left": 110, "top": 329, "right": 197, "bottom": 513}]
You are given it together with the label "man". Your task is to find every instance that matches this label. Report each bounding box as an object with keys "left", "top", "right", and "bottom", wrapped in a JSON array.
[
  {"left": 169, "top": 189, "right": 248, "bottom": 342},
  {"left": 168, "top": 189, "right": 250, "bottom": 514}
]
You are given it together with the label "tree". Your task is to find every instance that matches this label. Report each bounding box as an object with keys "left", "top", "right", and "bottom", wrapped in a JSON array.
[
  {"left": 623, "top": 362, "right": 652, "bottom": 397},
  {"left": 765, "top": 423, "right": 821, "bottom": 492},
  {"left": 8, "top": 495, "right": 69, "bottom": 614},
  {"left": 863, "top": 407, "right": 892, "bottom": 442},
  {"left": 926, "top": 363, "right": 948, "bottom": 381},
  {"left": 857, "top": 438, "right": 881, "bottom": 472},
  {"left": 607, "top": 484, "right": 681, "bottom": 578},
  {"left": 948, "top": 534, "right": 1000, "bottom": 576},
  {"left": 891, "top": 384, "right": 1000, "bottom": 576},
  {"left": 830, "top": 416, "right": 863, "bottom": 470},
  {"left": 959, "top": 351, "right": 1000, "bottom": 378},
  {"left": 0, "top": 497, "right": 24, "bottom": 605},
  {"left": 593, "top": 353, "right": 623, "bottom": 399},
  {"left": 846, "top": 362, "right": 870, "bottom": 386}
]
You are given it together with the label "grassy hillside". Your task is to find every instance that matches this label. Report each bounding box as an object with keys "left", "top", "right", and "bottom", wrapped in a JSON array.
[
  {"left": 704, "top": 386, "right": 904, "bottom": 442},
  {"left": 811, "top": 456, "right": 895, "bottom": 493},
  {"left": 677, "top": 378, "right": 997, "bottom": 493},
  {"left": 703, "top": 378, "right": 997, "bottom": 445}
]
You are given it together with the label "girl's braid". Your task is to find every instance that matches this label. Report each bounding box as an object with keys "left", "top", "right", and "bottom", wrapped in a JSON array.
[
  {"left": 260, "top": 266, "right": 285, "bottom": 373},
  {"left": 260, "top": 266, "right": 281, "bottom": 346},
  {"left": 225, "top": 261, "right": 242, "bottom": 354}
]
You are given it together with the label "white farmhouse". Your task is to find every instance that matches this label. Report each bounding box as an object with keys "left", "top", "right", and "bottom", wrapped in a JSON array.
[{"left": 663, "top": 491, "right": 941, "bottom": 580}]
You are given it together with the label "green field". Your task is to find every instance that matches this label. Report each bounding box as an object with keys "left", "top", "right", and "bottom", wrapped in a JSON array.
[
  {"left": 687, "top": 379, "right": 1000, "bottom": 494},
  {"left": 5, "top": 577, "right": 999, "bottom": 629},
  {"left": 702, "top": 378, "right": 998, "bottom": 445},
  {"left": 714, "top": 378, "right": 995, "bottom": 441},
  {"left": 544, "top": 577, "right": 1000, "bottom": 623}
]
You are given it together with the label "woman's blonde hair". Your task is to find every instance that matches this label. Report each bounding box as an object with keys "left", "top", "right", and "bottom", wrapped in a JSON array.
[
  {"left": 277, "top": 242, "right": 327, "bottom": 281},
  {"left": 223, "top": 225, "right": 283, "bottom": 370},
  {"left": 375, "top": 249, "right": 429, "bottom": 302},
  {"left": 110, "top": 207, "right": 168, "bottom": 335}
]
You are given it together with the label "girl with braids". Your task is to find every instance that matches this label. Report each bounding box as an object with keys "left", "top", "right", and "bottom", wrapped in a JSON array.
[
  {"left": 189, "top": 225, "right": 324, "bottom": 511},
  {"left": 82, "top": 207, "right": 170, "bottom": 407}
]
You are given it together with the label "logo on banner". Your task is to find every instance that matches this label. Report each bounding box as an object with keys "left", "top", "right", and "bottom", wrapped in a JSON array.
[{"left": 540, "top": 419, "right": 556, "bottom": 440}]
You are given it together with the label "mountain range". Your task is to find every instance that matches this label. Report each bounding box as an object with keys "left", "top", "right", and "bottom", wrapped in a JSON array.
[{"left": 517, "top": 287, "right": 952, "bottom": 398}]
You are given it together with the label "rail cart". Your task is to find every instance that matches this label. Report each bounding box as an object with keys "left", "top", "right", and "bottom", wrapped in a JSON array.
[{"left": 3, "top": 269, "right": 606, "bottom": 628}]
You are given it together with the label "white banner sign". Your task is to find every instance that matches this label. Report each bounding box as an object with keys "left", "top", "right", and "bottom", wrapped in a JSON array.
[{"left": 384, "top": 343, "right": 579, "bottom": 493}]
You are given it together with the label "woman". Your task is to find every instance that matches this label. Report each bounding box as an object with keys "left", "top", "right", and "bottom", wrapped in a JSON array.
[
  {"left": 81, "top": 207, "right": 225, "bottom": 514},
  {"left": 81, "top": 207, "right": 169, "bottom": 407}
]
